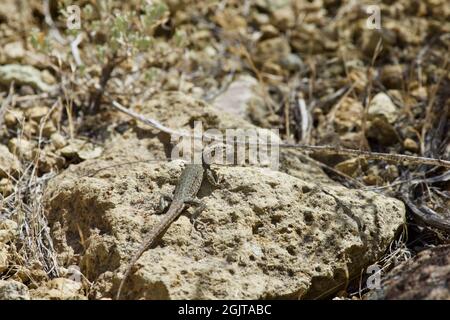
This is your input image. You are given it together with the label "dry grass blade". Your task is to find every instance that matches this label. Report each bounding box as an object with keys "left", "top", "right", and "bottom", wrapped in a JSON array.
[{"left": 111, "top": 100, "right": 450, "bottom": 169}]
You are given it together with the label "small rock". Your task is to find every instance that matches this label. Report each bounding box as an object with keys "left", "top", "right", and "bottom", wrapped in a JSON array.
[
  {"left": 363, "top": 174, "right": 383, "bottom": 186},
  {"left": 59, "top": 139, "right": 103, "bottom": 161},
  {"left": 3, "top": 110, "right": 24, "bottom": 128},
  {"left": 41, "top": 70, "right": 56, "bottom": 85},
  {"left": 25, "top": 106, "right": 50, "bottom": 122},
  {"left": 271, "top": 6, "right": 295, "bottom": 31},
  {"left": 260, "top": 24, "right": 279, "bottom": 39},
  {"left": 0, "top": 280, "right": 30, "bottom": 300},
  {"left": 51, "top": 133, "right": 67, "bottom": 150},
  {"left": 19, "top": 85, "right": 35, "bottom": 96},
  {"left": 0, "top": 64, "right": 55, "bottom": 92},
  {"left": 403, "top": 138, "right": 419, "bottom": 152},
  {"left": 335, "top": 158, "right": 368, "bottom": 177},
  {"left": 367, "top": 93, "right": 400, "bottom": 145},
  {"left": 367, "top": 117, "right": 399, "bottom": 145},
  {"left": 3, "top": 41, "right": 25, "bottom": 62},
  {"left": 334, "top": 97, "right": 364, "bottom": 133},
  {"left": 279, "top": 53, "right": 304, "bottom": 71},
  {"left": 0, "top": 219, "right": 18, "bottom": 244},
  {"left": 410, "top": 86, "right": 427, "bottom": 101},
  {"left": 213, "top": 75, "right": 259, "bottom": 119},
  {"left": 8, "top": 137, "right": 35, "bottom": 160},
  {"left": 251, "top": 12, "right": 270, "bottom": 25},
  {"left": 0, "top": 144, "right": 21, "bottom": 178},
  {"left": 42, "top": 121, "right": 57, "bottom": 138},
  {"left": 33, "top": 149, "right": 66, "bottom": 173},
  {"left": 0, "top": 178, "right": 14, "bottom": 196},
  {"left": 0, "top": 246, "right": 8, "bottom": 273},
  {"left": 380, "top": 65, "right": 404, "bottom": 89},
  {"left": 255, "top": 37, "right": 291, "bottom": 66},
  {"left": 30, "top": 278, "right": 86, "bottom": 300},
  {"left": 368, "top": 93, "right": 399, "bottom": 124}
]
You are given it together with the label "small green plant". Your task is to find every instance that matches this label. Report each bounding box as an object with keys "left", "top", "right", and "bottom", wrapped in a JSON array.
[
  {"left": 29, "top": 28, "right": 52, "bottom": 54},
  {"left": 57, "top": 0, "right": 170, "bottom": 112}
]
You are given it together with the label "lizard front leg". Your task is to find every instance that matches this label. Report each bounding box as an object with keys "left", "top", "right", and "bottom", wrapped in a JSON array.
[
  {"left": 205, "top": 168, "right": 221, "bottom": 187},
  {"left": 156, "top": 194, "right": 172, "bottom": 214}
]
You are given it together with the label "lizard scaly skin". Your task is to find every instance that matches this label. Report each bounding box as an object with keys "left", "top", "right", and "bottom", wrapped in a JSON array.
[{"left": 116, "top": 163, "right": 205, "bottom": 299}]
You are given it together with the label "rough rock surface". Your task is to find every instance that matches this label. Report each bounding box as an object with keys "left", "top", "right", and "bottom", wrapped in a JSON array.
[
  {"left": 29, "top": 278, "right": 86, "bottom": 300},
  {"left": 0, "top": 219, "right": 17, "bottom": 273},
  {"left": 367, "top": 245, "right": 450, "bottom": 300},
  {"left": 0, "top": 144, "right": 21, "bottom": 178},
  {"left": 0, "top": 279, "right": 30, "bottom": 300},
  {"left": 43, "top": 92, "right": 405, "bottom": 299}
]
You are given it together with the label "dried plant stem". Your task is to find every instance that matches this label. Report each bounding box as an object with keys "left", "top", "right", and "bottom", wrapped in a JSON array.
[{"left": 111, "top": 100, "right": 450, "bottom": 168}]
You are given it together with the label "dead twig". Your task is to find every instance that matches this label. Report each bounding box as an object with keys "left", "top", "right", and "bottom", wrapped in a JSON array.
[
  {"left": 88, "top": 54, "right": 127, "bottom": 113},
  {"left": 110, "top": 100, "right": 450, "bottom": 168}
]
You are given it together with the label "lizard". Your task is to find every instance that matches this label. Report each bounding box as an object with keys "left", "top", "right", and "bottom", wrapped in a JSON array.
[{"left": 116, "top": 157, "right": 218, "bottom": 300}]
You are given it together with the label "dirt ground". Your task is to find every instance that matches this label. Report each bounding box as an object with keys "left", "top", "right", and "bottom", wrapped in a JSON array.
[{"left": 0, "top": 0, "right": 449, "bottom": 300}]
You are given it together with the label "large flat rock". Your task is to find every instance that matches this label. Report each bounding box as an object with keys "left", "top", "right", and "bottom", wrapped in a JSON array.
[{"left": 43, "top": 92, "right": 405, "bottom": 299}]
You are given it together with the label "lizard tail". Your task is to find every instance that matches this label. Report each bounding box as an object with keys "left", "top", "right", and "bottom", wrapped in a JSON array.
[
  {"left": 116, "top": 244, "right": 147, "bottom": 300},
  {"left": 115, "top": 203, "right": 184, "bottom": 299}
]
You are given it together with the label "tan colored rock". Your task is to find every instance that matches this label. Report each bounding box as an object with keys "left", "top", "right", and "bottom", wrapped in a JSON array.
[
  {"left": 213, "top": 75, "right": 259, "bottom": 120},
  {"left": 30, "top": 278, "right": 86, "bottom": 300},
  {"left": 0, "top": 280, "right": 30, "bottom": 300},
  {"left": 0, "top": 245, "right": 8, "bottom": 273},
  {"left": 3, "top": 110, "right": 24, "bottom": 128},
  {"left": 368, "top": 93, "right": 399, "bottom": 124},
  {"left": 0, "top": 144, "right": 21, "bottom": 178},
  {"left": 8, "top": 137, "right": 35, "bottom": 160},
  {"left": 403, "top": 138, "right": 419, "bottom": 152},
  {"left": 0, "top": 178, "right": 14, "bottom": 196},
  {"left": 380, "top": 65, "right": 404, "bottom": 89},
  {"left": 51, "top": 133, "right": 68, "bottom": 150},
  {"left": 44, "top": 92, "right": 405, "bottom": 300},
  {"left": 59, "top": 139, "right": 103, "bottom": 160},
  {"left": 25, "top": 106, "right": 50, "bottom": 122},
  {"left": 0, "top": 219, "right": 17, "bottom": 273},
  {"left": 271, "top": 6, "right": 295, "bottom": 31},
  {"left": 41, "top": 69, "right": 56, "bottom": 85},
  {"left": 0, "top": 219, "right": 17, "bottom": 244},
  {"left": 255, "top": 37, "right": 291, "bottom": 66},
  {"left": 42, "top": 121, "right": 57, "bottom": 138},
  {"left": 3, "top": 41, "right": 25, "bottom": 62},
  {"left": 34, "top": 149, "right": 66, "bottom": 173},
  {"left": 279, "top": 53, "right": 304, "bottom": 71},
  {"left": 0, "top": 64, "right": 55, "bottom": 92},
  {"left": 335, "top": 158, "right": 368, "bottom": 177},
  {"left": 260, "top": 24, "right": 279, "bottom": 39},
  {"left": 367, "top": 93, "right": 400, "bottom": 145},
  {"left": 367, "top": 117, "right": 399, "bottom": 145},
  {"left": 333, "top": 97, "right": 363, "bottom": 133}
]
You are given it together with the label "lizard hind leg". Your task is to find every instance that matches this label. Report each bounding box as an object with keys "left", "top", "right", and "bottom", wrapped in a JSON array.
[
  {"left": 184, "top": 197, "right": 206, "bottom": 231},
  {"left": 205, "top": 168, "right": 221, "bottom": 187},
  {"left": 156, "top": 194, "right": 172, "bottom": 214}
]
